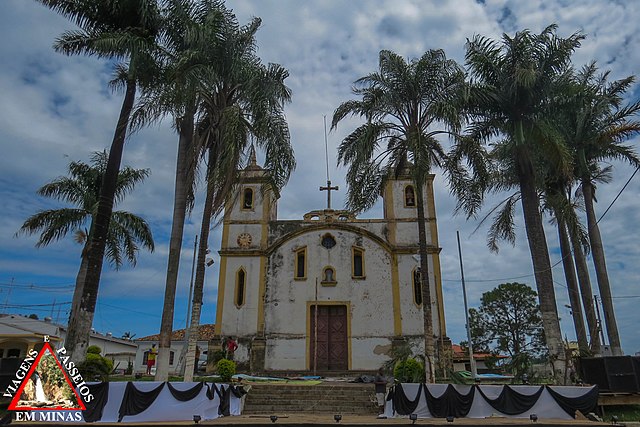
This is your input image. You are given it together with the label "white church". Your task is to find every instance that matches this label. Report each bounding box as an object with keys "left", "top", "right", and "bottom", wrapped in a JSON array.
[{"left": 212, "top": 149, "right": 448, "bottom": 372}]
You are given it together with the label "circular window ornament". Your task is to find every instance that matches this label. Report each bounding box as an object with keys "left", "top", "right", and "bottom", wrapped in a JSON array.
[{"left": 321, "top": 234, "right": 336, "bottom": 249}]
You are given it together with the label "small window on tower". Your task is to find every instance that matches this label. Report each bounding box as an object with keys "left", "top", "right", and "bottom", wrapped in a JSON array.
[
  {"left": 242, "top": 188, "right": 254, "bottom": 210},
  {"left": 235, "top": 268, "right": 246, "bottom": 307},
  {"left": 352, "top": 247, "right": 365, "bottom": 279},
  {"left": 413, "top": 268, "right": 423, "bottom": 306},
  {"left": 295, "top": 247, "right": 307, "bottom": 280},
  {"left": 405, "top": 185, "right": 416, "bottom": 207}
]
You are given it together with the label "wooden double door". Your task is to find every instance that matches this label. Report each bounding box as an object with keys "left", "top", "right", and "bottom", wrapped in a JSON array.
[{"left": 310, "top": 305, "right": 348, "bottom": 371}]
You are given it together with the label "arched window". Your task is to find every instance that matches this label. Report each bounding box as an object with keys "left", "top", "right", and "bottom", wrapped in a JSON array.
[
  {"left": 413, "top": 268, "right": 423, "bottom": 306},
  {"left": 352, "top": 247, "right": 365, "bottom": 278},
  {"left": 294, "top": 247, "right": 307, "bottom": 280},
  {"left": 405, "top": 185, "right": 416, "bottom": 207},
  {"left": 322, "top": 266, "right": 337, "bottom": 285},
  {"left": 235, "top": 268, "right": 246, "bottom": 307},
  {"left": 242, "top": 187, "right": 254, "bottom": 210}
]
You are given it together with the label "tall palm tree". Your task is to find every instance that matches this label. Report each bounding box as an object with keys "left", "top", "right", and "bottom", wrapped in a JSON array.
[
  {"left": 463, "top": 25, "right": 585, "bottom": 380},
  {"left": 565, "top": 63, "right": 640, "bottom": 355},
  {"left": 17, "top": 152, "right": 154, "bottom": 335},
  {"left": 182, "top": 12, "right": 295, "bottom": 381},
  {"left": 480, "top": 177, "right": 604, "bottom": 354},
  {"left": 331, "top": 49, "right": 466, "bottom": 382},
  {"left": 131, "top": 0, "right": 230, "bottom": 381},
  {"left": 38, "top": 0, "right": 162, "bottom": 362},
  {"left": 543, "top": 179, "right": 589, "bottom": 353}
]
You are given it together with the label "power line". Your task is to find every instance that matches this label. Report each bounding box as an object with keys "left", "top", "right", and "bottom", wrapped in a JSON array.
[{"left": 443, "top": 166, "right": 640, "bottom": 284}]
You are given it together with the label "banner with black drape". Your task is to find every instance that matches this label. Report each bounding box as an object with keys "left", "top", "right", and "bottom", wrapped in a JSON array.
[
  {"left": 385, "top": 384, "right": 598, "bottom": 420},
  {"left": 77, "top": 382, "right": 244, "bottom": 423}
]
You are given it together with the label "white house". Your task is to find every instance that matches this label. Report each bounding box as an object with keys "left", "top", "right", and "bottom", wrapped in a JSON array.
[
  {"left": 135, "top": 324, "right": 215, "bottom": 375},
  {"left": 0, "top": 314, "right": 138, "bottom": 382}
]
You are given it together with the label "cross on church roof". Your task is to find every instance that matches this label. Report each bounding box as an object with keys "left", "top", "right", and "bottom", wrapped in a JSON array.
[{"left": 319, "top": 180, "right": 338, "bottom": 210}]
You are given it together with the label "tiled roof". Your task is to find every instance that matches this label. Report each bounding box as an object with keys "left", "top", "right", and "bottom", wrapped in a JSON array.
[
  {"left": 137, "top": 324, "right": 216, "bottom": 342},
  {"left": 451, "top": 344, "right": 508, "bottom": 360}
]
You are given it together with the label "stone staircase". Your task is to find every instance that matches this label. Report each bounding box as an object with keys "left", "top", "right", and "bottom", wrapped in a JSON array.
[{"left": 242, "top": 383, "right": 379, "bottom": 415}]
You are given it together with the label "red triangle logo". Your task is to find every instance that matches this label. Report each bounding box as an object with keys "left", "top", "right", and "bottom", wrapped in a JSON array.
[{"left": 8, "top": 342, "right": 86, "bottom": 411}]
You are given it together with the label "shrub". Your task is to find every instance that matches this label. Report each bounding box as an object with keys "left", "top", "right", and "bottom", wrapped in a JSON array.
[
  {"left": 394, "top": 358, "right": 425, "bottom": 383},
  {"left": 87, "top": 345, "right": 102, "bottom": 355},
  {"left": 77, "top": 349, "right": 114, "bottom": 381},
  {"left": 216, "top": 359, "right": 236, "bottom": 382}
]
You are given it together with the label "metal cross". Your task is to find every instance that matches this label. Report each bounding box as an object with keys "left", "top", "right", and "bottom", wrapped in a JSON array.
[{"left": 319, "top": 180, "right": 339, "bottom": 209}]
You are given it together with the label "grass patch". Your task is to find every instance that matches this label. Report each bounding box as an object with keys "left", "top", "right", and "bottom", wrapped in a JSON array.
[{"left": 603, "top": 405, "right": 640, "bottom": 422}]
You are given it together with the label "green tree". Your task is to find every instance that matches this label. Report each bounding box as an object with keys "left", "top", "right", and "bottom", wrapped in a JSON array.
[
  {"left": 37, "top": 0, "right": 162, "bottom": 362},
  {"left": 469, "top": 282, "right": 545, "bottom": 379},
  {"left": 182, "top": 10, "right": 295, "bottom": 381},
  {"left": 563, "top": 63, "right": 640, "bottom": 356},
  {"left": 462, "top": 25, "right": 585, "bottom": 380},
  {"left": 131, "top": 0, "right": 230, "bottom": 381},
  {"left": 331, "top": 49, "right": 466, "bottom": 382},
  {"left": 17, "top": 152, "right": 154, "bottom": 342}
]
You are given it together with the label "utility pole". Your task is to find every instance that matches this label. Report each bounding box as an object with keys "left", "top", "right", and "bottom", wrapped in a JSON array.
[
  {"left": 178, "top": 235, "right": 198, "bottom": 376},
  {"left": 594, "top": 295, "right": 607, "bottom": 351},
  {"left": 456, "top": 231, "right": 477, "bottom": 379},
  {"left": 3, "top": 278, "right": 14, "bottom": 313}
]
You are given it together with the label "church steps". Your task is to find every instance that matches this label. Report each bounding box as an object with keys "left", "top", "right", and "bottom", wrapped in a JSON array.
[{"left": 242, "top": 383, "right": 378, "bottom": 415}]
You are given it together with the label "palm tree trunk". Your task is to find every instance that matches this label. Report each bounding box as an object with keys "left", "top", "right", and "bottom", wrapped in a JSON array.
[
  {"left": 556, "top": 216, "right": 588, "bottom": 352},
  {"left": 65, "top": 78, "right": 137, "bottom": 363},
  {"left": 156, "top": 112, "right": 195, "bottom": 381},
  {"left": 516, "top": 153, "right": 566, "bottom": 381},
  {"left": 68, "top": 244, "right": 90, "bottom": 340},
  {"left": 184, "top": 146, "right": 216, "bottom": 382},
  {"left": 415, "top": 179, "right": 435, "bottom": 383},
  {"left": 582, "top": 180, "right": 622, "bottom": 355},
  {"left": 569, "top": 232, "right": 600, "bottom": 353}
]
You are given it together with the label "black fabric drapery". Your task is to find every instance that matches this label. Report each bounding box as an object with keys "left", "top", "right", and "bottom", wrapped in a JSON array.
[
  {"left": 117, "top": 382, "right": 165, "bottom": 422},
  {"left": 83, "top": 382, "right": 109, "bottom": 423},
  {"left": 206, "top": 383, "right": 222, "bottom": 401},
  {"left": 546, "top": 385, "right": 598, "bottom": 418},
  {"left": 425, "top": 385, "right": 475, "bottom": 418},
  {"left": 167, "top": 382, "right": 204, "bottom": 402},
  {"left": 218, "top": 385, "right": 234, "bottom": 416},
  {"left": 477, "top": 385, "right": 544, "bottom": 415},
  {"left": 230, "top": 385, "right": 247, "bottom": 398},
  {"left": 390, "top": 383, "right": 425, "bottom": 415}
]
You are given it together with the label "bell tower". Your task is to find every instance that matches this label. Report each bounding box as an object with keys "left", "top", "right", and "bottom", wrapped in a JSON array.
[{"left": 213, "top": 146, "right": 278, "bottom": 370}]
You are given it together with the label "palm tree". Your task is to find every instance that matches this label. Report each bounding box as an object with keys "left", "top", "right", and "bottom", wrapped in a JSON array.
[
  {"left": 463, "top": 25, "right": 585, "bottom": 380},
  {"left": 17, "top": 152, "right": 154, "bottom": 339},
  {"left": 468, "top": 159, "right": 600, "bottom": 354},
  {"left": 131, "top": 0, "right": 230, "bottom": 381},
  {"left": 543, "top": 179, "right": 590, "bottom": 353},
  {"left": 331, "top": 49, "right": 466, "bottom": 382},
  {"left": 564, "top": 63, "right": 640, "bottom": 355},
  {"left": 182, "top": 11, "right": 295, "bottom": 381},
  {"left": 37, "top": 0, "right": 162, "bottom": 362}
]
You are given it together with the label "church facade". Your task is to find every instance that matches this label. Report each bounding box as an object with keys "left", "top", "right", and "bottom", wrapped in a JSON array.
[{"left": 213, "top": 154, "right": 447, "bottom": 372}]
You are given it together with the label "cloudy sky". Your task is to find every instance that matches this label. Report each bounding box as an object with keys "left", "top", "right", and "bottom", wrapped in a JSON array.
[{"left": 0, "top": 0, "right": 639, "bottom": 355}]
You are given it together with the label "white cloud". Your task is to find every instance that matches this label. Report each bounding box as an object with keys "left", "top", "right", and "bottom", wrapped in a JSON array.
[{"left": 0, "top": 0, "right": 639, "bottom": 354}]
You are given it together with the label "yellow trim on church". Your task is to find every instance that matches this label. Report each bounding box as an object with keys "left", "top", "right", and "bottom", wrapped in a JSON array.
[
  {"left": 391, "top": 253, "right": 402, "bottom": 336},
  {"left": 256, "top": 189, "right": 270, "bottom": 335},
  {"left": 425, "top": 176, "right": 447, "bottom": 336}
]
